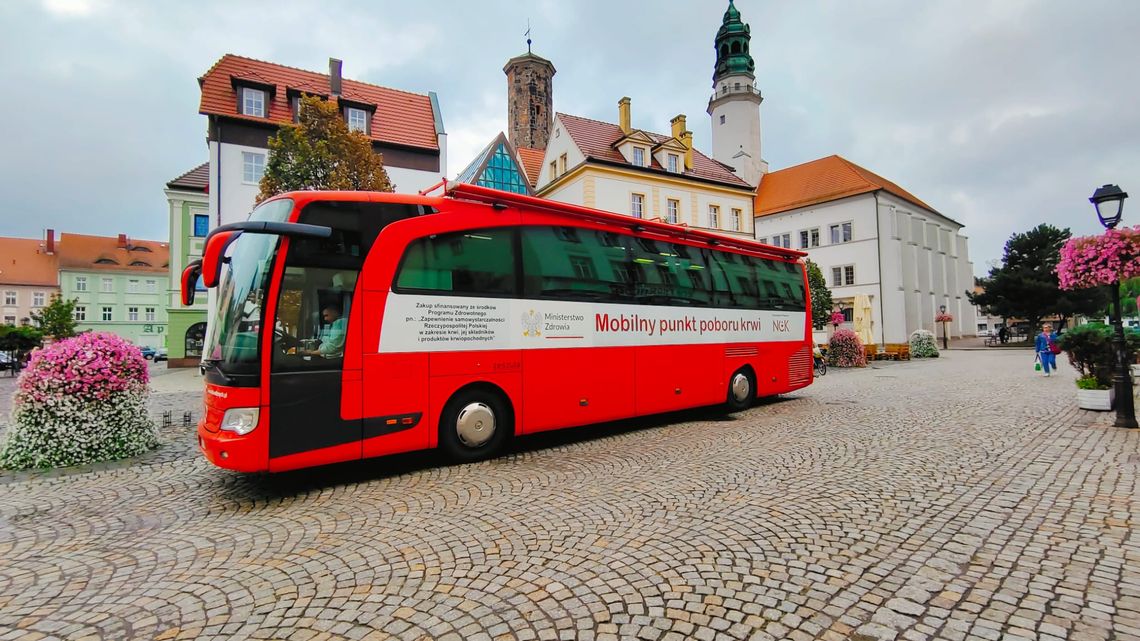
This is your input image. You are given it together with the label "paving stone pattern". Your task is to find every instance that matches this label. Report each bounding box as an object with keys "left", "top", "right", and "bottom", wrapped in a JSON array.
[{"left": 0, "top": 351, "right": 1137, "bottom": 640}]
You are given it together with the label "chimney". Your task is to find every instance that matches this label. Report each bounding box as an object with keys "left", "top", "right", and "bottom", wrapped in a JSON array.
[
  {"left": 329, "top": 58, "right": 343, "bottom": 97},
  {"left": 681, "top": 131, "right": 694, "bottom": 170},
  {"left": 45, "top": 229, "right": 55, "bottom": 255},
  {"left": 618, "top": 97, "right": 631, "bottom": 134},
  {"left": 117, "top": 233, "right": 128, "bottom": 249},
  {"left": 670, "top": 114, "right": 687, "bottom": 140}
]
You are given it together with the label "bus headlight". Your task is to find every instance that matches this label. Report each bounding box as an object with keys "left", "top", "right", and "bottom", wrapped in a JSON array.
[{"left": 220, "top": 407, "right": 260, "bottom": 435}]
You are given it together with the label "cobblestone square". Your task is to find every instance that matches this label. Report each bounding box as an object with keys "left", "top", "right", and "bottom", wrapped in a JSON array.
[{"left": 1, "top": 350, "right": 1137, "bottom": 640}]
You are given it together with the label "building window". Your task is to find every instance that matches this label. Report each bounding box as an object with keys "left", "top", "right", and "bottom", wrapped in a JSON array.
[
  {"left": 758, "top": 237, "right": 768, "bottom": 245},
  {"left": 193, "top": 214, "right": 209, "bottom": 237},
  {"left": 666, "top": 199, "right": 679, "bottom": 224},
  {"left": 74, "top": 306, "right": 86, "bottom": 322},
  {"left": 668, "top": 154, "right": 679, "bottom": 173},
  {"left": 559, "top": 153, "right": 567, "bottom": 174},
  {"left": 720, "top": 115, "right": 726, "bottom": 125},
  {"left": 3, "top": 316, "right": 14, "bottom": 325},
  {"left": 732, "top": 208, "right": 742, "bottom": 232},
  {"left": 32, "top": 291, "right": 45, "bottom": 307},
  {"left": 569, "top": 256, "right": 596, "bottom": 280},
  {"left": 633, "top": 147, "right": 645, "bottom": 167},
  {"left": 775, "top": 233, "right": 790, "bottom": 248},
  {"left": 3, "top": 291, "right": 15, "bottom": 306},
  {"left": 128, "top": 279, "right": 140, "bottom": 293},
  {"left": 243, "top": 152, "right": 265, "bottom": 184},
  {"left": 128, "top": 307, "right": 139, "bottom": 321},
  {"left": 832, "top": 265, "right": 855, "bottom": 287},
  {"left": 800, "top": 228, "right": 820, "bottom": 248},
  {"left": 631, "top": 193, "right": 645, "bottom": 218},
  {"left": 101, "top": 307, "right": 113, "bottom": 322},
  {"left": 145, "top": 307, "right": 156, "bottom": 322},
  {"left": 708, "top": 205, "right": 719, "bottom": 228},
  {"left": 242, "top": 87, "right": 266, "bottom": 117},
  {"left": 346, "top": 107, "right": 368, "bottom": 133},
  {"left": 101, "top": 277, "right": 113, "bottom": 293},
  {"left": 549, "top": 161, "right": 558, "bottom": 179},
  {"left": 145, "top": 280, "right": 157, "bottom": 293},
  {"left": 830, "top": 222, "right": 853, "bottom": 244},
  {"left": 75, "top": 276, "right": 87, "bottom": 292}
]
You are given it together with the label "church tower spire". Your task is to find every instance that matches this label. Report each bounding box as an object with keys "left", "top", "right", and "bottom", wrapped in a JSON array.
[{"left": 707, "top": 0, "right": 767, "bottom": 186}]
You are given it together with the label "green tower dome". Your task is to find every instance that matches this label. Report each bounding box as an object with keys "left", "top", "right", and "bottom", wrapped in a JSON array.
[{"left": 712, "top": 0, "right": 755, "bottom": 85}]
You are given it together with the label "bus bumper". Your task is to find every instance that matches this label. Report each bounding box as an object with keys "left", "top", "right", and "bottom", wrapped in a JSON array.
[{"left": 198, "top": 416, "right": 269, "bottom": 473}]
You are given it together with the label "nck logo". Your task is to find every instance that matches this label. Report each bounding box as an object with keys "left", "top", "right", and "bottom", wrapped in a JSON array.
[{"left": 772, "top": 319, "right": 790, "bottom": 332}]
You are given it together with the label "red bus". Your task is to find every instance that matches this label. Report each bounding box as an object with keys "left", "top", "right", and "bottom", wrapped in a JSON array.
[{"left": 183, "top": 184, "right": 813, "bottom": 473}]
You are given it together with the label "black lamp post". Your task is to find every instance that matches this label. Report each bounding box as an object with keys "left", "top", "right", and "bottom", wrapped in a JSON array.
[
  {"left": 939, "top": 304, "right": 949, "bottom": 350},
  {"left": 1089, "top": 184, "right": 1137, "bottom": 429}
]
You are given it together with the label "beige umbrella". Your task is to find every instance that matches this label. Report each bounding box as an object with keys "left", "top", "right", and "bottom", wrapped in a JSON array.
[{"left": 853, "top": 294, "right": 874, "bottom": 345}]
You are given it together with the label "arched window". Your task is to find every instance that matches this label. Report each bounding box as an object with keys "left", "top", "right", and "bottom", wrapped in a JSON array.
[
  {"left": 720, "top": 44, "right": 729, "bottom": 58},
  {"left": 731, "top": 41, "right": 741, "bottom": 54},
  {"left": 185, "top": 322, "right": 207, "bottom": 358}
]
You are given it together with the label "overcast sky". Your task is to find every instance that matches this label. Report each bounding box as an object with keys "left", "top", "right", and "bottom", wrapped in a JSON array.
[{"left": 2, "top": 0, "right": 1138, "bottom": 275}]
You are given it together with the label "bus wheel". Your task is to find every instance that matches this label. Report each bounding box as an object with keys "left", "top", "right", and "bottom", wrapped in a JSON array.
[
  {"left": 439, "top": 388, "right": 511, "bottom": 462},
  {"left": 726, "top": 368, "right": 755, "bottom": 412}
]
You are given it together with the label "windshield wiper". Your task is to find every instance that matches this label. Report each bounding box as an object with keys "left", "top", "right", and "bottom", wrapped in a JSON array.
[{"left": 200, "top": 359, "right": 235, "bottom": 386}]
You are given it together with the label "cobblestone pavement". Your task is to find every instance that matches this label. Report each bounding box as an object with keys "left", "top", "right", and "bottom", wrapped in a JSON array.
[{"left": 1, "top": 351, "right": 1138, "bottom": 640}]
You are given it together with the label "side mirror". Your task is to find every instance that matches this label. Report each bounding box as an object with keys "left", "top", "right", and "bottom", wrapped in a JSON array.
[
  {"left": 201, "top": 230, "right": 240, "bottom": 288},
  {"left": 181, "top": 259, "right": 203, "bottom": 306}
]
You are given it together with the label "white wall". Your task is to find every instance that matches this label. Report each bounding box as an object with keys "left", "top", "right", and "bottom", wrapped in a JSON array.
[
  {"left": 535, "top": 116, "right": 587, "bottom": 190},
  {"left": 213, "top": 141, "right": 265, "bottom": 226},
  {"left": 708, "top": 73, "right": 765, "bottom": 186}
]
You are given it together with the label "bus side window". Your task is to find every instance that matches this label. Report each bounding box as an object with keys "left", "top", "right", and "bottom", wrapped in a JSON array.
[
  {"left": 395, "top": 228, "right": 516, "bottom": 297},
  {"left": 521, "top": 226, "right": 633, "bottom": 303}
]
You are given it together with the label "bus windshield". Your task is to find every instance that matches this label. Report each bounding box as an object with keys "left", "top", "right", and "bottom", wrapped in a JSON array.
[{"left": 202, "top": 198, "right": 294, "bottom": 380}]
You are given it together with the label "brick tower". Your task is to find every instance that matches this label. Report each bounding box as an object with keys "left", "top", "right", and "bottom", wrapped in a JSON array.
[{"left": 503, "top": 43, "right": 556, "bottom": 150}]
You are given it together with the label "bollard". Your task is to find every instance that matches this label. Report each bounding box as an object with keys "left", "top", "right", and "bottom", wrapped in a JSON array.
[
  {"left": 183, "top": 411, "right": 193, "bottom": 427},
  {"left": 162, "top": 411, "right": 172, "bottom": 428}
]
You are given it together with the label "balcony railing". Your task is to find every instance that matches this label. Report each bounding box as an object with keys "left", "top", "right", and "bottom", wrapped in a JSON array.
[{"left": 709, "top": 84, "right": 762, "bottom": 102}]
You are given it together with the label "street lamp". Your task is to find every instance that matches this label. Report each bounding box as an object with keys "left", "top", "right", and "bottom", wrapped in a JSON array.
[
  {"left": 1089, "top": 184, "right": 1137, "bottom": 429},
  {"left": 939, "top": 304, "right": 948, "bottom": 350}
]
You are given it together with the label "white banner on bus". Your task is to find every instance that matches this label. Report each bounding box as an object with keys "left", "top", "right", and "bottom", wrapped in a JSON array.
[{"left": 379, "top": 294, "right": 806, "bottom": 353}]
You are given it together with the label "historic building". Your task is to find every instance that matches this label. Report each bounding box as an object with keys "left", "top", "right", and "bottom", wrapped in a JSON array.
[
  {"left": 197, "top": 54, "right": 448, "bottom": 227},
  {"left": 0, "top": 233, "right": 59, "bottom": 327},
  {"left": 164, "top": 163, "right": 209, "bottom": 367}
]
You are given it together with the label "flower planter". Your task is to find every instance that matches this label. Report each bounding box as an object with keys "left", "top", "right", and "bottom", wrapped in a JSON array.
[{"left": 1077, "top": 388, "right": 1114, "bottom": 411}]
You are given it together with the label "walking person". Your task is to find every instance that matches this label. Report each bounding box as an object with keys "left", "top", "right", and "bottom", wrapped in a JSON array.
[{"left": 1035, "top": 323, "right": 1060, "bottom": 376}]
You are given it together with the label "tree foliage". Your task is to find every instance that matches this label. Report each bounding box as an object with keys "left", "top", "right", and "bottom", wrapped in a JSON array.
[
  {"left": 805, "top": 260, "right": 833, "bottom": 329},
  {"left": 0, "top": 324, "right": 43, "bottom": 353},
  {"left": 30, "top": 294, "right": 77, "bottom": 340},
  {"left": 968, "top": 224, "right": 1106, "bottom": 332},
  {"left": 257, "top": 94, "right": 395, "bottom": 202}
]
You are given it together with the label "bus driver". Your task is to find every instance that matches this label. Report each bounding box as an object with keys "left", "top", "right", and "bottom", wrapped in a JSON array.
[{"left": 303, "top": 303, "right": 347, "bottom": 358}]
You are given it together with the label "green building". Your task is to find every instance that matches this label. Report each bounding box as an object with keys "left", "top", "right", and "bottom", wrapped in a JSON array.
[
  {"left": 58, "top": 233, "right": 170, "bottom": 348},
  {"left": 164, "top": 163, "right": 209, "bottom": 367}
]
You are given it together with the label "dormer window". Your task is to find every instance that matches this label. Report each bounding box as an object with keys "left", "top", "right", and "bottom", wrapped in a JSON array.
[
  {"left": 242, "top": 87, "right": 266, "bottom": 117},
  {"left": 346, "top": 107, "right": 368, "bottom": 133},
  {"left": 668, "top": 154, "right": 679, "bottom": 173},
  {"left": 633, "top": 147, "right": 645, "bottom": 167}
]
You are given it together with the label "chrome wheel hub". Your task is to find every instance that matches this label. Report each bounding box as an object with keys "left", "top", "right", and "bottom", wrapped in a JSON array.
[
  {"left": 731, "top": 373, "right": 751, "bottom": 403},
  {"left": 456, "top": 402, "right": 495, "bottom": 447}
]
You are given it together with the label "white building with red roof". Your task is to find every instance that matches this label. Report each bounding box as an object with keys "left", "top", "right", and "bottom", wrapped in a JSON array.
[{"left": 198, "top": 55, "right": 446, "bottom": 226}]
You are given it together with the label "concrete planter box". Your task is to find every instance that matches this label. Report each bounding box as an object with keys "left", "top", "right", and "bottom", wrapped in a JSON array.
[{"left": 1077, "top": 388, "right": 1114, "bottom": 411}]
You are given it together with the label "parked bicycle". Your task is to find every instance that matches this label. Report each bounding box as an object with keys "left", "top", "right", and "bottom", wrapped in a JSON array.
[{"left": 813, "top": 345, "right": 827, "bottom": 376}]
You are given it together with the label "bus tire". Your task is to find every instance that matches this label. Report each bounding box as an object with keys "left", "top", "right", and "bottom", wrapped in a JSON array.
[
  {"left": 726, "top": 368, "right": 755, "bottom": 413},
  {"left": 438, "top": 387, "right": 511, "bottom": 462}
]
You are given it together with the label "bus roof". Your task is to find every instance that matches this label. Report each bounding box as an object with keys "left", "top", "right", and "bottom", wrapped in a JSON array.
[{"left": 446, "top": 183, "right": 806, "bottom": 261}]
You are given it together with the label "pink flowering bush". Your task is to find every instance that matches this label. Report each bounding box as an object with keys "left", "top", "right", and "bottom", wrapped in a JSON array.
[
  {"left": 830, "top": 311, "right": 846, "bottom": 326},
  {"left": 828, "top": 328, "right": 867, "bottom": 367},
  {"left": 934, "top": 312, "right": 954, "bottom": 323},
  {"left": 1057, "top": 225, "right": 1140, "bottom": 290},
  {"left": 0, "top": 332, "right": 156, "bottom": 469}
]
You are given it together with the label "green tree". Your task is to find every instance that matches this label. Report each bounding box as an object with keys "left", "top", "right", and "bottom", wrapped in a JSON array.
[
  {"left": 257, "top": 94, "right": 395, "bottom": 202},
  {"left": 30, "top": 294, "right": 77, "bottom": 339},
  {"left": 0, "top": 324, "right": 43, "bottom": 354},
  {"left": 805, "top": 259, "right": 833, "bottom": 329},
  {"left": 968, "top": 224, "right": 1106, "bottom": 334}
]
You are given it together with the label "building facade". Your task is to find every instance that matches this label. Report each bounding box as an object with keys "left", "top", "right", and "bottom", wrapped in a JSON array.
[
  {"left": 754, "top": 156, "right": 977, "bottom": 344},
  {"left": 58, "top": 233, "right": 170, "bottom": 348},
  {"left": 164, "top": 163, "right": 210, "bottom": 367},
  {"left": 0, "top": 234, "right": 59, "bottom": 326},
  {"left": 198, "top": 55, "right": 448, "bottom": 227}
]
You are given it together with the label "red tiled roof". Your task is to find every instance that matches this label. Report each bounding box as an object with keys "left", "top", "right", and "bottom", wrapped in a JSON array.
[
  {"left": 199, "top": 54, "right": 439, "bottom": 151},
  {"left": 755, "top": 154, "right": 938, "bottom": 217},
  {"left": 0, "top": 237, "right": 59, "bottom": 287},
  {"left": 167, "top": 162, "right": 209, "bottom": 191},
  {"left": 516, "top": 147, "right": 546, "bottom": 188},
  {"left": 58, "top": 234, "right": 169, "bottom": 274},
  {"left": 556, "top": 113, "right": 752, "bottom": 189}
]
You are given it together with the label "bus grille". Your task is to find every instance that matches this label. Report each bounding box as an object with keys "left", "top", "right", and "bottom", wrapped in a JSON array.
[
  {"left": 789, "top": 347, "right": 812, "bottom": 384},
  {"left": 725, "top": 346, "right": 758, "bottom": 357}
]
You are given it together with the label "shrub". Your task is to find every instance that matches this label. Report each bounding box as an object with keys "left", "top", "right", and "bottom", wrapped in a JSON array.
[
  {"left": 0, "top": 332, "right": 157, "bottom": 470},
  {"left": 1058, "top": 323, "right": 1140, "bottom": 388},
  {"left": 828, "top": 329, "right": 866, "bottom": 367},
  {"left": 1076, "top": 375, "right": 1108, "bottom": 391},
  {"left": 910, "top": 329, "right": 940, "bottom": 358}
]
